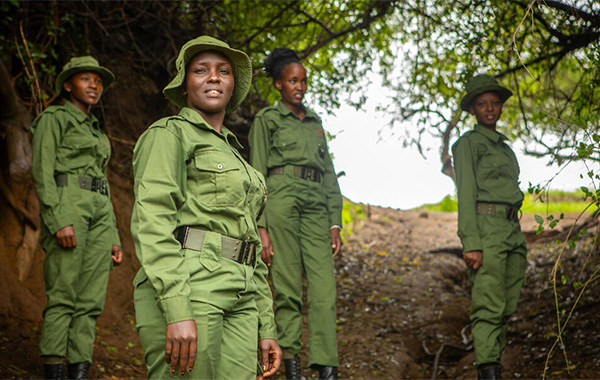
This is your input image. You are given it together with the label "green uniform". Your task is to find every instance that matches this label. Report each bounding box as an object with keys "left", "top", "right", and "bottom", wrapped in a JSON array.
[
  {"left": 131, "top": 107, "right": 276, "bottom": 379},
  {"left": 31, "top": 100, "right": 120, "bottom": 363},
  {"left": 249, "top": 101, "right": 342, "bottom": 367},
  {"left": 452, "top": 124, "right": 527, "bottom": 366}
]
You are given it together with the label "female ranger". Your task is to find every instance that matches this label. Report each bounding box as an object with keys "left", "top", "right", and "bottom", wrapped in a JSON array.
[
  {"left": 249, "top": 48, "right": 343, "bottom": 380},
  {"left": 31, "top": 56, "right": 123, "bottom": 380},
  {"left": 131, "top": 36, "right": 281, "bottom": 379},
  {"left": 452, "top": 74, "right": 528, "bottom": 380}
]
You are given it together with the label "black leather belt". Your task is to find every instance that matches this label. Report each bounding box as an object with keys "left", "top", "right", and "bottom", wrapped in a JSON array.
[
  {"left": 174, "top": 226, "right": 256, "bottom": 266},
  {"left": 54, "top": 174, "right": 108, "bottom": 195},
  {"left": 268, "top": 165, "right": 322, "bottom": 182}
]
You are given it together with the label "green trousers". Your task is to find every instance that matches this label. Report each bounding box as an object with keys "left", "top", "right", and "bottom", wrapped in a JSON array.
[
  {"left": 469, "top": 207, "right": 527, "bottom": 366},
  {"left": 134, "top": 251, "right": 259, "bottom": 380},
  {"left": 39, "top": 188, "right": 113, "bottom": 363},
  {"left": 265, "top": 172, "right": 338, "bottom": 367}
]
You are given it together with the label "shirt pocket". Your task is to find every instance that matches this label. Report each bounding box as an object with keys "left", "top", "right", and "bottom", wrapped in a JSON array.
[
  {"left": 59, "top": 135, "right": 98, "bottom": 170},
  {"left": 192, "top": 149, "right": 245, "bottom": 208},
  {"left": 478, "top": 151, "right": 512, "bottom": 183},
  {"left": 273, "top": 129, "right": 302, "bottom": 157}
]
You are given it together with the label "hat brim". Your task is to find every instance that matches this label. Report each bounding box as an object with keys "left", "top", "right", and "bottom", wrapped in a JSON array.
[
  {"left": 460, "top": 84, "right": 513, "bottom": 111},
  {"left": 163, "top": 41, "right": 251, "bottom": 114},
  {"left": 55, "top": 66, "right": 115, "bottom": 97}
]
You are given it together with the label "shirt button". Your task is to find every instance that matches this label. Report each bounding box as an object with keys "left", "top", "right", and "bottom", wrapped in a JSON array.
[{"left": 217, "top": 164, "right": 223, "bottom": 170}]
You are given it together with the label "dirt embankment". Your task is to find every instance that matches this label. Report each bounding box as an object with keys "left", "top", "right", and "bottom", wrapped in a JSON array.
[{"left": 1, "top": 193, "right": 599, "bottom": 379}]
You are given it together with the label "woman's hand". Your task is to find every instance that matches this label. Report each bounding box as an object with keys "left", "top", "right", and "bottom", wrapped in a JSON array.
[
  {"left": 257, "top": 339, "right": 282, "bottom": 379},
  {"left": 56, "top": 225, "right": 76, "bottom": 248},
  {"left": 330, "top": 227, "right": 342, "bottom": 258},
  {"left": 464, "top": 250, "right": 483, "bottom": 269},
  {"left": 111, "top": 245, "right": 123, "bottom": 266},
  {"left": 258, "top": 227, "right": 274, "bottom": 267},
  {"left": 165, "top": 320, "right": 198, "bottom": 376}
]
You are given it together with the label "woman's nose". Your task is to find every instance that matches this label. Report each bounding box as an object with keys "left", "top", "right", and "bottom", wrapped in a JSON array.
[{"left": 207, "top": 70, "right": 220, "bottom": 82}]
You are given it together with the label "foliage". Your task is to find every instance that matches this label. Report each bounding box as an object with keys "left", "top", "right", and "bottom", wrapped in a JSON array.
[
  {"left": 420, "top": 195, "right": 458, "bottom": 212},
  {"left": 420, "top": 191, "right": 597, "bottom": 214},
  {"left": 381, "top": 0, "right": 600, "bottom": 164},
  {"left": 340, "top": 199, "right": 366, "bottom": 241},
  {"left": 523, "top": 189, "right": 596, "bottom": 214},
  {"left": 0, "top": 0, "right": 397, "bottom": 120}
]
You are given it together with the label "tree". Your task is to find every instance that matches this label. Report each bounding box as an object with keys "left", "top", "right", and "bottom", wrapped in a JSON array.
[{"left": 378, "top": 0, "right": 599, "bottom": 179}]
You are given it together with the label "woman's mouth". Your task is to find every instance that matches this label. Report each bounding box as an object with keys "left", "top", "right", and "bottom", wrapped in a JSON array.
[{"left": 206, "top": 89, "right": 222, "bottom": 97}]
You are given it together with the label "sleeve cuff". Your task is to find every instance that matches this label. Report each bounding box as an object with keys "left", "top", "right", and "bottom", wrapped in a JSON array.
[
  {"left": 258, "top": 323, "right": 277, "bottom": 341},
  {"left": 158, "top": 296, "right": 195, "bottom": 325},
  {"left": 257, "top": 213, "right": 267, "bottom": 229},
  {"left": 44, "top": 213, "right": 72, "bottom": 236},
  {"left": 330, "top": 225, "right": 341, "bottom": 230},
  {"left": 112, "top": 228, "right": 121, "bottom": 247},
  {"left": 461, "top": 236, "right": 483, "bottom": 254}
]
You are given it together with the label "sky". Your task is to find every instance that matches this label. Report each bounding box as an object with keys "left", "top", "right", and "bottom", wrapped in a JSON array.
[{"left": 310, "top": 87, "right": 591, "bottom": 211}]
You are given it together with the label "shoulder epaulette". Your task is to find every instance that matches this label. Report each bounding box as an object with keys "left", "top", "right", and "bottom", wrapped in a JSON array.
[
  {"left": 147, "top": 115, "right": 185, "bottom": 130},
  {"left": 39, "top": 105, "right": 65, "bottom": 115},
  {"left": 254, "top": 104, "right": 279, "bottom": 118}
]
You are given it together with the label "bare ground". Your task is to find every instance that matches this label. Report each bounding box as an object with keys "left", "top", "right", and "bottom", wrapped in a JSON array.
[{"left": 1, "top": 193, "right": 599, "bottom": 379}]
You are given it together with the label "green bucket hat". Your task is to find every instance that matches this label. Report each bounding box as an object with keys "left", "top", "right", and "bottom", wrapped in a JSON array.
[
  {"left": 163, "top": 35, "right": 251, "bottom": 113},
  {"left": 55, "top": 56, "right": 115, "bottom": 97},
  {"left": 460, "top": 74, "right": 513, "bottom": 111}
]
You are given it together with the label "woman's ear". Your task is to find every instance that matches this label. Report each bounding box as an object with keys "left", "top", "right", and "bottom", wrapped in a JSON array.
[
  {"left": 63, "top": 81, "right": 72, "bottom": 93},
  {"left": 275, "top": 79, "right": 282, "bottom": 91},
  {"left": 181, "top": 84, "right": 187, "bottom": 96}
]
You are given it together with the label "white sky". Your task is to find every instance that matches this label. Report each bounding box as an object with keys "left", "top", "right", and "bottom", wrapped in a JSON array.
[{"left": 310, "top": 87, "right": 592, "bottom": 210}]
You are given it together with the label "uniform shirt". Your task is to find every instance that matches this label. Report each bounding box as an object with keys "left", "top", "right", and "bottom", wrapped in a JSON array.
[
  {"left": 452, "top": 124, "right": 524, "bottom": 253},
  {"left": 131, "top": 107, "right": 275, "bottom": 340},
  {"left": 249, "top": 101, "right": 343, "bottom": 228},
  {"left": 31, "top": 100, "right": 120, "bottom": 245}
]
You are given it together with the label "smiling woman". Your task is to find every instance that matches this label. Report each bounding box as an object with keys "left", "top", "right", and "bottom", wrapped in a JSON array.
[
  {"left": 130, "top": 36, "right": 282, "bottom": 380},
  {"left": 452, "top": 74, "right": 527, "bottom": 380},
  {"left": 182, "top": 51, "right": 234, "bottom": 128},
  {"left": 29, "top": 56, "right": 123, "bottom": 380},
  {"left": 249, "top": 47, "right": 343, "bottom": 380}
]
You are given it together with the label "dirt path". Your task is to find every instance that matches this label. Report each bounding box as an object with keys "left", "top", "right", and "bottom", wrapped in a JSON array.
[{"left": 1, "top": 203, "right": 598, "bottom": 379}]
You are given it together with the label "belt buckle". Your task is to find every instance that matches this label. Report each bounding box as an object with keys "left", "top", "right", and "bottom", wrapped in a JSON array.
[
  {"left": 305, "top": 167, "right": 312, "bottom": 180},
  {"left": 239, "top": 240, "right": 255, "bottom": 265},
  {"left": 90, "top": 177, "right": 97, "bottom": 192},
  {"left": 99, "top": 179, "right": 107, "bottom": 195},
  {"left": 506, "top": 207, "right": 518, "bottom": 221}
]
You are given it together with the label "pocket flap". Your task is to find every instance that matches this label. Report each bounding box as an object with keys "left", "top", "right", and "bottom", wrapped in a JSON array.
[
  {"left": 194, "top": 150, "right": 239, "bottom": 173},
  {"left": 133, "top": 268, "right": 149, "bottom": 288}
]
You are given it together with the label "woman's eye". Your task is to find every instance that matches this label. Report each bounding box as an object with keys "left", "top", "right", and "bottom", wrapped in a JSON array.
[{"left": 219, "top": 69, "right": 230, "bottom": 75}]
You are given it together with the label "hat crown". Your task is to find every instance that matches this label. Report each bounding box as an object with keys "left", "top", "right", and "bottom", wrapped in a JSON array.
[
  {"left": 62, "top": 56, "right": 101, "bottom": 71},
  {"left": 465, "top": 74, "right": 500, "bottom": 93},
  {"left": 176, "top": 36, "right": 231, "bottom": 70},
  {"left": 459, "top": 73, "right": 512, "bottom": 111}
]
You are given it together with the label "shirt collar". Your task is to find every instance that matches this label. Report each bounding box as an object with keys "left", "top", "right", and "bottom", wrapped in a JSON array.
[
  {"left": 474, "top": 124, "right": 508, "bottom": 143},
  {"left": 178, "top": 107, "right": 243, "bottom": 149},
  {"left": 275, "top": 100, "right": 319, "bottom": 120},
  {"left": 64, "top": 100, "right": 98, "bottom": 126}
]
